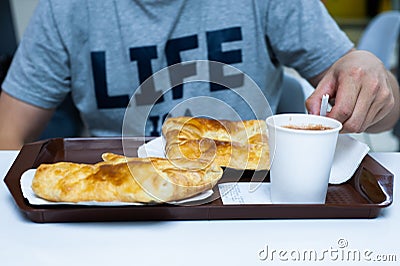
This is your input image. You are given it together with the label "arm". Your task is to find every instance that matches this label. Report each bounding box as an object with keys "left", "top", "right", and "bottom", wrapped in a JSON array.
[
  {"left": 306, "top": 49, "right": 400, "bottom": 133},
  {"left": 0, "top": 0, "right": 71, "bottom": 150},
  {"left": 0, "top": 92, "right": 54, "bottom": 149}
]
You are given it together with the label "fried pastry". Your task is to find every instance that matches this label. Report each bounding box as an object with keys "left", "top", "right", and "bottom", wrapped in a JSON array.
[
  {"left": 31, "top": 154, "right": 223, "bottom": 203},
  {"left": 162, "top": 117, "right": 270, "bottom": 170}
]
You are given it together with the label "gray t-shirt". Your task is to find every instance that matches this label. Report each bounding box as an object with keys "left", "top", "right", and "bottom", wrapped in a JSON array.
[{"left": 2, "top": 0, "right": 353, "bottom": 137}]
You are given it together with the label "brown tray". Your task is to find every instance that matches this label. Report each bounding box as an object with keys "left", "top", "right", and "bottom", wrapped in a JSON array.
[{"left": 3, "top": 137, "right": 394, "bottom": 223}]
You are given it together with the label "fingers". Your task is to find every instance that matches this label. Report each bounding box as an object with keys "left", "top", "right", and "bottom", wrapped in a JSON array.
[
  {"left": 357, "top": 76, "right": 394, "bottom": 130},
  {"left": 326, "top": 69, "right": 393, "bottom": 133},
  {"left": 326, "top": 72, "right": 360, "bottom": 127},
  {"left": 306, "top": 55, "right": 395, "bottom": 133},
  {"left": 327, "top": 70, "right": 363, "bottom": 132}
]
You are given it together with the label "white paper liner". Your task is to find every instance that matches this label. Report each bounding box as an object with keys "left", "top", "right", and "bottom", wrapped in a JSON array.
[
  {"left": 21, "top": 169, "right": 213, "bottom": 206},
  {"left": 137, "top": 137, "right": 166, "bottom": 158}
]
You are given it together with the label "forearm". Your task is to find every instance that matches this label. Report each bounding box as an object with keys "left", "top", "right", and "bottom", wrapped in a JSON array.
[{"left": 0, "top": 130, "right": 24, "bottom": 150}]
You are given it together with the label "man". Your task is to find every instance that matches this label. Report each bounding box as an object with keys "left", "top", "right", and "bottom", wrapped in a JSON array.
[{"left": 0, "top": 0, "right": 399, "bottom": 149}]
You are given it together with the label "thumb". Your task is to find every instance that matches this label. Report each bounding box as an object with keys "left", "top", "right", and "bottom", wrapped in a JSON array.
[{"left": 305, "top": 77, "right": 335, "bottom": 115}]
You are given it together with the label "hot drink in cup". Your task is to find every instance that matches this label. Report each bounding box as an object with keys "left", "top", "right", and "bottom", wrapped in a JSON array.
[{"left": 265, "top": 114, "right": 342, "bottom": 204}]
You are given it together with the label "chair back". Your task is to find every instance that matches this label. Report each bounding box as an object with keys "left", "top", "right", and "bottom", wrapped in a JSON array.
[{"left": 357, "top": 11, "right": 400, "bottom": 69}]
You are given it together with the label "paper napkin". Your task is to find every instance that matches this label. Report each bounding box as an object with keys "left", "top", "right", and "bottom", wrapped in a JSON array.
[{"left": 328, "top": 134, "right": 370, "bottom": 184}]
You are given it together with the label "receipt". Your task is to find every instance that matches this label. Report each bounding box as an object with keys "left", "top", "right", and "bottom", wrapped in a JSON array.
[{"left": 218, "top": 182, "right": 272, "bottom": 205}]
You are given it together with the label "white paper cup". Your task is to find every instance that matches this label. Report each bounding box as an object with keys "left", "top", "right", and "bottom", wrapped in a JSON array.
[{"left": 266, "top": 114, "right": 342, "bottom": 204}]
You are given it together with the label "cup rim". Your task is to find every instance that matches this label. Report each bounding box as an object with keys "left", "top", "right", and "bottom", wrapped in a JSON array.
[{"left": 265, "top": 113, "right": 343, "bottom": 134}]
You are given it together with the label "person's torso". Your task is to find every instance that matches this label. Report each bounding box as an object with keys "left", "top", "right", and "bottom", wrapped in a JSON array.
[{"left": 56, "top": 0, "right": 281, "bottom": 136}]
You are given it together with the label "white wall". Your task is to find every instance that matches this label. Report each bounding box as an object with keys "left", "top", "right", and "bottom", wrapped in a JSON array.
[{"left": 9, "top": 0, "right": 39, "bottom": 42}]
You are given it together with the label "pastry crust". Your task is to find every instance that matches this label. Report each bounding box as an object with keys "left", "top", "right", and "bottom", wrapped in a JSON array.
[
  {"left": 162, "top": 117, "right": 270, "bottom": 170},
  {"left": 31, "top": 154, "right": 223, "bottom": 203}
]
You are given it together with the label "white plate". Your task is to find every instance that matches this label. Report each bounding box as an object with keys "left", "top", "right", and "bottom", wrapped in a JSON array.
[{"left": 21, "top": 169, "right": 213, "bottom": 206}]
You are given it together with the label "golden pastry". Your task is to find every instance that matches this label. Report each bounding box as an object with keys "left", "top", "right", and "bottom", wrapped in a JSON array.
[
  {"left": 32, "top": 154, "right": 222, "bottom": 203},
  {"left": 162, "top": 116, "right": 270, "bottom": 170}
]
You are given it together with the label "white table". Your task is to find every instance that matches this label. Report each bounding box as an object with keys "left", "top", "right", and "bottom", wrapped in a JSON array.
[{"left": 0, "top": 150, "right": 398, "bottom": 266}]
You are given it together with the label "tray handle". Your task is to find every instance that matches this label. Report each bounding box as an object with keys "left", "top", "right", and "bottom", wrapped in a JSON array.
[
  {"left": 3, "top": 139, "right": 57, "bottom": 211},
  {"left": 351, "top": 163, "right": 393, "bottom": 207}
]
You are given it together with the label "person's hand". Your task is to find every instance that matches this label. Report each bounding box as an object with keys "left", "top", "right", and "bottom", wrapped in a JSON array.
[{"left": 306, "top": 50, "right": 398, "bottom": 133}]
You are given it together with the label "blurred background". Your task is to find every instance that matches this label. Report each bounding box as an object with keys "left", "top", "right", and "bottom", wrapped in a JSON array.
[
  {"left": 1, "top": 0, "right": 399, "bottom": 151},
  {"left": 324, "top": 0, "right": 395, "bottom": 31}
]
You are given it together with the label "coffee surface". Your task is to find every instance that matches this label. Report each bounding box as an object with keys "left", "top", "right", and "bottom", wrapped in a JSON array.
[{"left": 283, "top": 124, "right": 333, "bottom": 131}]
